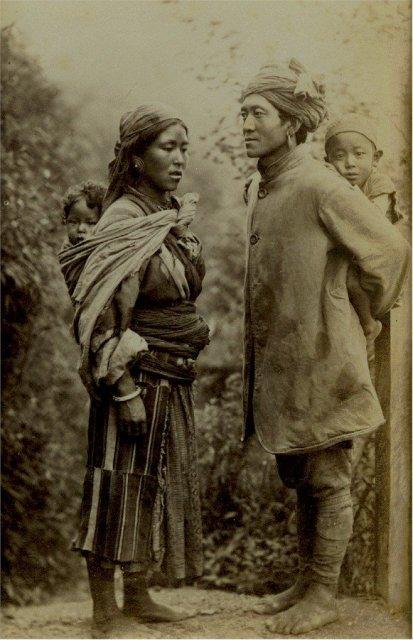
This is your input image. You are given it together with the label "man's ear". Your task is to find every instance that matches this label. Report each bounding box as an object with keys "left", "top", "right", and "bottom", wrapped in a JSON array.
[
  {"left": 373, "top": 149, "right": 383, "bottom": 167},
  {"left": 287, "top": 116, "right": 302, "bottom": 136}
]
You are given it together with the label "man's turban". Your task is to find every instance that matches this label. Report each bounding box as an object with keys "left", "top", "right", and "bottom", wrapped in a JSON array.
[{"left": 241, "top": 58, "right": 328, "bottom": 133}]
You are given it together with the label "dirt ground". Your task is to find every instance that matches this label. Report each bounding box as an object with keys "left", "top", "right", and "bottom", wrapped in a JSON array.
[{"left": 1, "top": 586, "right": 410, "bottom": 639}]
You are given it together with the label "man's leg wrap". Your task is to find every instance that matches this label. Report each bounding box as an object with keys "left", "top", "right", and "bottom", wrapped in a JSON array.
[
  {"left": 296, "top": 488, "right": 316, "bottom": 582},
  {"left": 310, "top": 488, "right": 353, "bottom": 588}
]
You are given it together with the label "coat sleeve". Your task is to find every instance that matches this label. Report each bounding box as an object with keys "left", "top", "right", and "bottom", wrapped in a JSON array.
[{"left": 318, "top": 178, "right": 410, "bottom": 317}]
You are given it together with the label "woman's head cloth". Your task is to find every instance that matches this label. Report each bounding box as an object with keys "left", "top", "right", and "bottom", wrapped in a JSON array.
[
  {"left": 241, "top": 58, "right": 328, "bottom": 132},
  {"left": 325, "top": 114, "right": 378, "bottom": 149},
  {"left": 118, "top": 103, "right": 185, "bottom": 146}
]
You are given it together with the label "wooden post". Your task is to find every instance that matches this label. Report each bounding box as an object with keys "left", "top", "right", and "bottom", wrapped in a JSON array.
[{"left": 375, "top": 299, "right": 411, "bottom": 612}]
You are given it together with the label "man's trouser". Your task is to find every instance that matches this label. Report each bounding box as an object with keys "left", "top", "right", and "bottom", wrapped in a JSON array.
[{"left": 276, "top": 442, "right": 354, "bottom": 588}]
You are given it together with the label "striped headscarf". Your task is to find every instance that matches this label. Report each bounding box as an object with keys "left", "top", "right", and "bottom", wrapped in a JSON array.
[
  {"left": 104, "top": 103, "right": 187, "bottom": 210},
  {"left": 241, "top": 58, "right": 328, "bottom": 133}
]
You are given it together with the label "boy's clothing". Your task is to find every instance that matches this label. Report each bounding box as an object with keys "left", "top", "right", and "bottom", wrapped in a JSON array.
[
  {"left": 362, "top": 170, "right": 401, "bottom": 224},
  {"left": 243, "top": 144, "right": 409, "bottom": 455}
]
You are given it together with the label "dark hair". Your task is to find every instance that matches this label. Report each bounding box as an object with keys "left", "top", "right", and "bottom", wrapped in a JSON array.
[
  {"left": 103, "top": 118, "right": 187, "bottom": 211},
  {"left": 295, "top": 126, "right": 308, "bottom": 145},
  {"left": 62, "top": 180, "right": 106, "bottom": 223},
  {"left": 277, "top": 108, "right": 308, "bottom": 145}
]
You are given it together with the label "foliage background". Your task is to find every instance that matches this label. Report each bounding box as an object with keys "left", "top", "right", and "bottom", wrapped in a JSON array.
[{"left": 2, "top": 0, "right": 410, "bottom": 605}]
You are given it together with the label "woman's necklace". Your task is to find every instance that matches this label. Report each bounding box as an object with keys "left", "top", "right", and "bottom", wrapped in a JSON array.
[{"left": 132, "top": 187, "right": 172, "bottom": 210}]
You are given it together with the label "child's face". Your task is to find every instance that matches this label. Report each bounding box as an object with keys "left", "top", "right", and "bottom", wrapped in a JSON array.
[
  {"left": 326, "top": 132, "right": 378, "bottom": 188},
  {"left": 66, "top": 198, "right": 100, "bottom": 245}
]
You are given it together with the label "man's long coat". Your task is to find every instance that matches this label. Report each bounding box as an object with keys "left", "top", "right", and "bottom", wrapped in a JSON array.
[{"left": 243, "top": 145, "right": 409, "bottom": 454}]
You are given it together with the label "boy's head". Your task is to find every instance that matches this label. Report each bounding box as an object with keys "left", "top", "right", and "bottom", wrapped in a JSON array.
[
  {"left": 325, "top": 114, "right": 382, "bottom": 188},
  {"left": 62, "top": 181, "right": 106, "bottom": 245}
]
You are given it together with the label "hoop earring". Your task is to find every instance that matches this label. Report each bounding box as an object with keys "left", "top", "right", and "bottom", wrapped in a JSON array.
[
  {"left": 134, "top": 157, "right": 145, "bottom": 174},
  {"left": 286, "top": 130, "right": 294, "bottom": 150}
]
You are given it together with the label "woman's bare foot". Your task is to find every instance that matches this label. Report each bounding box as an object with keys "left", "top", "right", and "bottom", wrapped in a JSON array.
[
  {"left": 123, "top": 573, "right": 196, "bottom": 623},
  {"left": 91, "top": 611, "right": 131, "bottom": 638},
  {"left": 124, "top": 597, "right": 195, "bottom": 623},
  {"left": 252, "top": 577, "right": 308, "bottom": 615},
  {"left": 265, "top": 582, "right": 338, "bottom": 635}
]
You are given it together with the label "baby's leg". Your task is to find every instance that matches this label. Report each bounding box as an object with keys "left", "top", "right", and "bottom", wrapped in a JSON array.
[
  {"left": 347, "top": 266, "right": 381, "bottom": 338},
  {"left": 347, "top": 267, "right": 381, "bottom": 371}
]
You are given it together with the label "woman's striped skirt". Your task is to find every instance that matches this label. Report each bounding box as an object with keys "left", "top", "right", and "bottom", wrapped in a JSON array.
[{"left": 73, "top": 372, "right": 203, "bottom": 580}]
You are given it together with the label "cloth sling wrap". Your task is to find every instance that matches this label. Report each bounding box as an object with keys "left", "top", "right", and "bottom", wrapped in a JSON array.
[{"left": 60, "top": 208, "right": 179, "bottom": 395}]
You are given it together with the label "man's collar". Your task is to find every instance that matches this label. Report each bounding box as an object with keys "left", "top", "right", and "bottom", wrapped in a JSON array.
[{"left": 257, "top": 144, "right": 309, "bottom": 184}]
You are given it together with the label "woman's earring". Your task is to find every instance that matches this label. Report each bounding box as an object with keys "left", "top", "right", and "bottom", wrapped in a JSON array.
[
  {"left": 286, "top": 130, "right": 294, "bottom": 150},
  {"left": 134, "top": 157, "right": 145, "bottom": 173}
]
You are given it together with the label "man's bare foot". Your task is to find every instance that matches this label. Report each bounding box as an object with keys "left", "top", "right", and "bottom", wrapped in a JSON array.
[
  {"left": 252, "top": 577, "right": 308, "bottom": 615},
  {"left": 265, "top": 582, "right": 338, "bottom": 635}
]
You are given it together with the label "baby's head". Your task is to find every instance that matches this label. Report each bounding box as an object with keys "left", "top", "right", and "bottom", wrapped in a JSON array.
[
  {"left": 62, "top": 181, "right": 106, "bottom": 245},
  {"left": 325, "top": 114, "right": 382, "bottom": 189}
]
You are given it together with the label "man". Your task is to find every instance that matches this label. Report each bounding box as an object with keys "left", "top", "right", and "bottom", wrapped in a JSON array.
[{"left": 241, "top": 59, "right": 409, "bottom": 634}]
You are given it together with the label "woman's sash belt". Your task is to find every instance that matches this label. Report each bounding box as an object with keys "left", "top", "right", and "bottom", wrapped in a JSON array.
[
  {"left": 132, "top": 350, "right": 196, "bottom": 384},
  {"left": 130, "top": 301, "right": 210, "bottom": 384}
]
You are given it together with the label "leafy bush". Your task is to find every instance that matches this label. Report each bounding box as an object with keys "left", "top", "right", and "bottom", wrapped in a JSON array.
[
  {"left": 1, "top": 27, "right": 103, "bottom": 604},
  {"left": 196, "top": 374, "right": 298, "bottom": 595}
]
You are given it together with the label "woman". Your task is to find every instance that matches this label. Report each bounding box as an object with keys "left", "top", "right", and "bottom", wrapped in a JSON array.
[{"left": 60, "top": 103, "right": 209, "bottom": 637}]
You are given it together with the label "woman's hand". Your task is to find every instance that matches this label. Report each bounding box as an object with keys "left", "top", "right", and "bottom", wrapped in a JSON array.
[
  {"left": 117, "top": 395, "right": 147, "bottom": 438},
  {"left": 113, "top": 371, "right": 147, "bottom": 438},
  {"left": 176, "top": 192, "right": 199, "bottom": 227}
]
